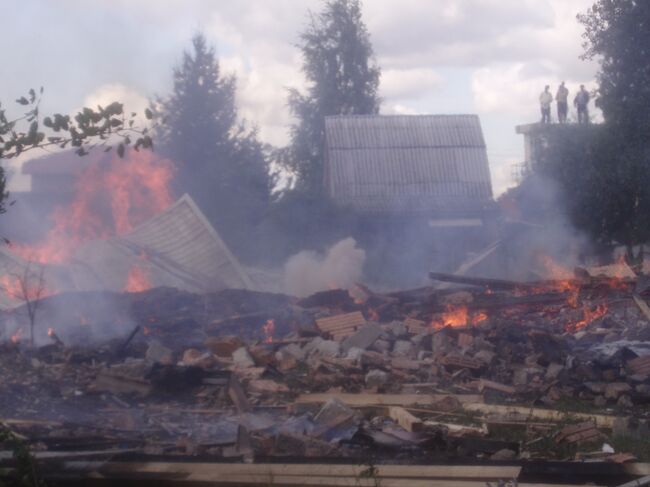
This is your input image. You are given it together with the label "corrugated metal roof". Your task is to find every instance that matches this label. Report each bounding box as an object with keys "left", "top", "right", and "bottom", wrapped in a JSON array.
[
  {"left": 119, "top": 194, "right": 252, "bottom": 290},
  {"left": 324, "top": 115, "right": 493, "bottom": 214}
]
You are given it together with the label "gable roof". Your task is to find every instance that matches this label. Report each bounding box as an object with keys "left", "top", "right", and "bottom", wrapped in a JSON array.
[{"left": 324, "top": 115, "right": 494, "bottom": 215}]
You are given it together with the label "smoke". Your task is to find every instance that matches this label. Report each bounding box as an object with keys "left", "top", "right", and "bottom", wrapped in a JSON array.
[{"left": 283, "top": 237, "right": 366, "bottom": 297}]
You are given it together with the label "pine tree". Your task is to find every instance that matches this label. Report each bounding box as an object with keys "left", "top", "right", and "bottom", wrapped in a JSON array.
[
  {"left": 284, "top": 0, "right": 381, "bottom": 193},
  {"left": 158, "top": 33, "right": 273, "bottom": 258}
]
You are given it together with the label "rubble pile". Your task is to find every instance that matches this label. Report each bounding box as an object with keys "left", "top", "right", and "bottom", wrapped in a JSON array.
[{"left": 1, "top": 265, "right": 650, "bottom": 484}]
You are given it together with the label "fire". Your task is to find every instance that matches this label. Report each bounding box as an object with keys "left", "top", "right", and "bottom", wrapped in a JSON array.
[
  {"left": 526, "top": 255, "right": 582, "bottom": 308},
  {"left": 367, "top": 308, "right": 380, "bottom": 322},
  {"left": 471, "top": 311, "right": 488, "bottom": 325},
  {"left": 0, "top": 274, "right": 50, "bottom": 301},
  {"left": 10, "top": 328, "right": 23, "bottom": 344},
  {"left": 538, "top": 255, "right": 574, "bottom": 280},
  {"left": 47, "top": 327, "right": 54, "bottom": 337},
  {"left": 0, "top": 275, "right": 23, "bottom": 300},
  {"left": 12, "top": 151, "right": 174, "bottom": 264},
  {"left": 124, "top": 266, "right": 151, "bottom": 293},
  {"left": 431, "top": 306, "right": 487, "bottom": 329},
  {"left": 262, "top": 319, "right": 275, "bottom": 343},
  {"left": 566, "top": 304, "right": 608, "bottom": 333}
]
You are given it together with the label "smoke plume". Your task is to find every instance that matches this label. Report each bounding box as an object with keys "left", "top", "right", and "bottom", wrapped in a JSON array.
[{"left": 284, "top": 237, "right": 366, "bottom": 297}]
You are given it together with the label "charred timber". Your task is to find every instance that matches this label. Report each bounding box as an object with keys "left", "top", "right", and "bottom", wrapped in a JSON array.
[
  {"left": 429, "top": 272, "right": 634, "bottom": 291},
  {"left": 428, "top": 272, "right": 583, "bottom": 290}
]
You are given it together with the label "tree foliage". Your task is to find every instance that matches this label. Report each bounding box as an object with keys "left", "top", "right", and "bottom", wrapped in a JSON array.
[
  {"left": 535, "top": 125, "right": 650, "bottom": 249},
  {"left": 0, "top": 88, "right": 154, "bottom": 215},
  {"left": 579, "top": 0, "right": 650, "bottom": 138},
  {"left": 156, "top": 33, "right": 275, "bottom": 259},
  {"left": 563, "top": 0, "right": 650, "bottom": 249},
  {"left": 283, "top": 0, "right": 381, "bottom": 193}
]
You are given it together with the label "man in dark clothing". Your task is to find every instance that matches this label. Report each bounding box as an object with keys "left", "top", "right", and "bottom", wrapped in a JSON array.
[
  {"left": 574, "top": 85, "right": 590, "bottom": 124},
  {"left": 556, "top": 82, "right": 569, "bottom": 123}
]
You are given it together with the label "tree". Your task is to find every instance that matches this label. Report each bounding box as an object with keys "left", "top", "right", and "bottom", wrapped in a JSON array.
[
  {"left": 157, "top": 33, "right": 274, "bottom": 258},
  {"left": 579, "top": 0, "right": 650, "bottom": 138},
  {"left": 568, "top": 1, "right": 650, "bottom": 255},
  {"left": 283, "top": 0, "right": 381, "bottom": 193},
  {"left": 0, "top": 88, "right": 155, "bottom": 215}
]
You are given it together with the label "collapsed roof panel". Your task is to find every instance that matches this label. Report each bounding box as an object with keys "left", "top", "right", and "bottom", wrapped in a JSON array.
[{"left": 0, "top": 195, "right": 251, "bottom": 309}]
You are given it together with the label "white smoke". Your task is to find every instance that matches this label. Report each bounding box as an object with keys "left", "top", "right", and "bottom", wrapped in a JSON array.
[{"left": 284, "top": 238, "right": 366, "bottom": 297}]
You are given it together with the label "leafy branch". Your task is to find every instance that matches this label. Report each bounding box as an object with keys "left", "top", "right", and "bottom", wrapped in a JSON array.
[
  {"left": 0, "top": 423, "right": 44, "bottom": 487},
  {"left": 0, "top": 88, "right": 155, "bottom": 160}
]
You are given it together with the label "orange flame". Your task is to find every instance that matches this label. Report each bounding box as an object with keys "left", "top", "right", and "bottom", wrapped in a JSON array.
[
  {"left": 10, "top": 328, "right": 23, "bottom": 344},
  {"left": 0, "top": 275, "right": 23, "bottom": 300},
  {"left": 367, "top": 308, "right": 380, "bottom": 322},
  {"left": 12, "top": 151, "right": 174, "bottom": 264},
  {"left": 566, "top": 304, "right": 608, "bottom": 333},
  {"left": 47, "top": 327, "right": 54, "bottom": 337},
  {"left": 262, "top": 319, "right": 275, "bottom": 343},
  {"left": 431, "top": 306, "right": 487, "bottom": 329},
  {"left": 124, "top": 266, "right": 151, "bottom": 293},
  {"left": 0, "top": 274, "right": 51, "bottom": 301}
]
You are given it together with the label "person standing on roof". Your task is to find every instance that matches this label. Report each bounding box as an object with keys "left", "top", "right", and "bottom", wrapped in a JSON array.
[
  {"left": 574, "top": 85, "right": 590, "bottom": 124},
  {"left": 539, "top": 85, "right": 553, "bottom": 124},
  {"left": 556, "top": 82, "right": 569, "bottom": 123}
]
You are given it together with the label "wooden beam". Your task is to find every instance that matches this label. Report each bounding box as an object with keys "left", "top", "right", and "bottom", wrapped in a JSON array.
[
  {"left": 388, "top": 406, "right": 424, "bottom": 432},
  {"left": 463, "top": 403, "right": 617, "bottom": 428},
  {"left": 58, "top": 461, "right": 523, "bottom": 480},
  {"left": 295, "top": 393, "right": 482, "bottom": 407},
  {"left": 633, "top": 294, "right": 650, "bottom": 322}
]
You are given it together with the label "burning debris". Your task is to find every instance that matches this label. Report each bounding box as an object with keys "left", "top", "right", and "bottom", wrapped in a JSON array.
[{"left": 0, "top": 260, "right": 649, "bottom": 485}]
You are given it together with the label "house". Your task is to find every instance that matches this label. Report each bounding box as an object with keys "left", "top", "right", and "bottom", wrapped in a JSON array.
[
  {"left": 324, "top": 114, "right": 495, "bottom": 222},
  {"left": 323, "top": 114, "right": 497, "bottom": 284},
  {"left": 22, "top": 149, "right": 103, "bottom": 196}
]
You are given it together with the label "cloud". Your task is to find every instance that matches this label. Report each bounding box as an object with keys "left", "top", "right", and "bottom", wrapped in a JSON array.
[
  {"left": 2, "top": 0, "right": 602, "bottom": 194},
  {"left": 83, "top": 83, "right": 149, "bottom": 116},
  {"left": 380, "top": 68, "right": 443, "bottom": 100}
]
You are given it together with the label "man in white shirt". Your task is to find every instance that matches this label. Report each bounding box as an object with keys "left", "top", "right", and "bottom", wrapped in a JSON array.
[
  {"left": 556, "top": 82, "right": 569, "bottom": 123},
  {"left": 539, "top": 85, "right": 553, "bottom": 124}
]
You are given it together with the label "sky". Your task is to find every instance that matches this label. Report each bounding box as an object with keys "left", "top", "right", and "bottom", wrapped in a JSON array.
[{"left": 3, "top": 0, "right": 600, "bottom": 195}]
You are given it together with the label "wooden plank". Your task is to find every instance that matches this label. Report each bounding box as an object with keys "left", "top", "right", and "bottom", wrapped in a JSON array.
[
  {"left": 463, "top": 403, "right": 618, "bottom": 428},
  {"left": 633, "top": 295, "right": 650, "bottom": 322},
  {"left": 295, "top": 393, "right": 482, "bottom": 407},
  {"left": 627, "top": 355, "right": 650, "bottom": 376},
  {"left": 404, "top": 318, "right": 428, "bottom": 334},
  {"left": 555, "top": 421, "right": 600, "bottom": 443},
  {"left": 479, "top": 379, "right": 516, "bottom": 395},
  {"left": 388, "top": 406, "right": 424, "bottom": 432},
  {"left": 424, "top": 421, "right": 488, "bottom": 436},
  {"left": 66, "top": 462, "right": 521, "bottom": 485},
  {"left": 228, "top": 374, "right": 251, "bottom": 413},
  {"left": 316, "top": 312, "right": 366, "bottom": 333},
  {"left": 429, "top": 272, "right": 579, "bottom": 291},
  {"left": 614, "top": 475, "right": 650, "bottom": 487},
  {"left": 624, "top": 464, "right": 650, "bottom": 476},
  {"left": 439, "top": 355, "right": 482, "bottom": 370}
]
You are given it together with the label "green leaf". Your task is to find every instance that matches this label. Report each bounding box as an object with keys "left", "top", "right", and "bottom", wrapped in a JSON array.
[
  {"left": 28, "top": 89, "right": 36, "bottom": 103},
  {"left": 117, "top": 143, "right": 125, "bottom": 158},
  {"left": 16, "top": 97, "right": 29, "bottom": 106},
  {"left": 145, "top": 108, "right": 153, "bottom": 120}
]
